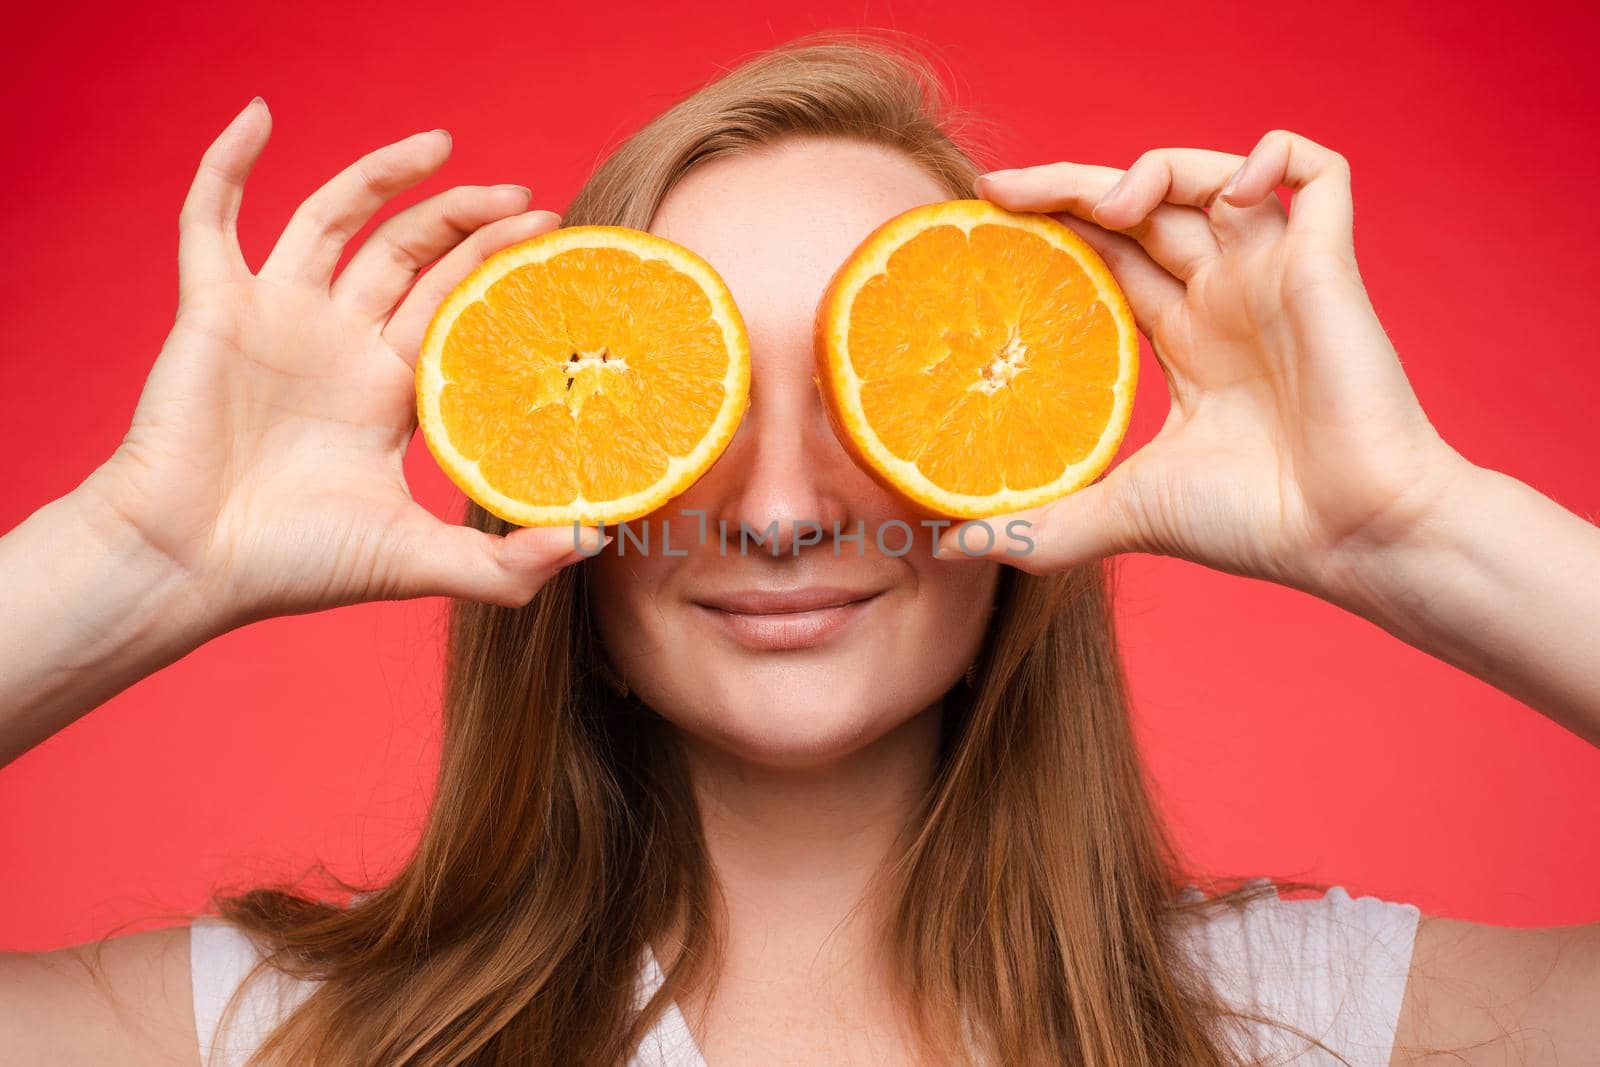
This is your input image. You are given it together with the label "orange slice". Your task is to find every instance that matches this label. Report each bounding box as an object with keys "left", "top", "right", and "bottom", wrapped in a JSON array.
[
  {"left": 814, "top": 199, "right": 1138, "bottom": 519},
  {"left": 417, "top": 226, "right": 750, "bottom": 527}
]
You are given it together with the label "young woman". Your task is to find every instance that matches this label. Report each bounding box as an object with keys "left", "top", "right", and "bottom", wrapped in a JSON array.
[{"left": 1, "top": 34, "right": 1595, "bottom": 1067}]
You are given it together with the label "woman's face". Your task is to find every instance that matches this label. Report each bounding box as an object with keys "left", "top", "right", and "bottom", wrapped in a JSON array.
[{"left": 589, "top": 137, "right": 1000, "bottom": 771}]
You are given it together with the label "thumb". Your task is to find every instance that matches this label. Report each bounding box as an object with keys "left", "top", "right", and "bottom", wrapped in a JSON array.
[
  {"left": 935, "top": 480, "right": 1133, "bottom": 574},
  {"left": 390, "top": 512, "right": 611, "bottom": 606}
]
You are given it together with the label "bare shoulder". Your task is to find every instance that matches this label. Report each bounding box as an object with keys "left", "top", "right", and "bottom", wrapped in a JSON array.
[
  {"left": 0, "top": 925, "right": 198, "bottom": 1066},
  {"left": 1393, "top": 915, "right": 1600, "bottom": 1064}
]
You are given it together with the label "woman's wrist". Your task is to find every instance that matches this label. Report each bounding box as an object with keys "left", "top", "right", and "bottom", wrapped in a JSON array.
[
  {"left": 1306, "top": 443, "right": 1485, "bottom": 631},
  {"left": 0, "top": 474, "right": 231, "bottom": 766},
  {"left": 1308, "top": 453, "right": 1600, "bottom": 741},
  {"left": 67, "top": 457, "right": 245, "bottom": 648}
]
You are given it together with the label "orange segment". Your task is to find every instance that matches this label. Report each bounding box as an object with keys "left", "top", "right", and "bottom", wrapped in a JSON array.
[
  {"left": 417, "top": 226, "right": 750, "bottom": 526},
  {"left": 815, "top": 199, "right": 1138, "bottom": 519}
]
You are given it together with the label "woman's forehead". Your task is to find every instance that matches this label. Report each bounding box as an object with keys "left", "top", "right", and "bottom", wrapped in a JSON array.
[{"left": 648, "top": 138, "right": 951, "bottom": 326}]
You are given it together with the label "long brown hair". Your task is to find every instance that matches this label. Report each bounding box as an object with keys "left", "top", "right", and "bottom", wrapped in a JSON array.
[{"left": 212, "top": 30, "right": 1290, "bottom": 1066}]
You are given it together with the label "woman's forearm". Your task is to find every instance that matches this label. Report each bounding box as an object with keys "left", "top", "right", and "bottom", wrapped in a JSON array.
[
  {"left": 1321, "top": 457, "right": 1600, "bottom": 745},
  {"left": 0, "top": 468, "right": 224, "bottom": 768}
]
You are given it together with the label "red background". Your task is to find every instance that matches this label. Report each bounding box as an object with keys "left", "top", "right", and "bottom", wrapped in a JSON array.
[{"left": 2, "top": 0, "right": 1597, "bottom": 951}]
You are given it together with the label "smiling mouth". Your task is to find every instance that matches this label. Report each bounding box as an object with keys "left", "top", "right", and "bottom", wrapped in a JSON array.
[{"left": 693, "top": 591, "right": 884, "bottom": 651}]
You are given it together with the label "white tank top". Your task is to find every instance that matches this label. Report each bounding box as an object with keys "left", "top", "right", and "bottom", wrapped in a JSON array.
[{"left": 190, "top": 883, "right": 1418, "bottom": 1066}]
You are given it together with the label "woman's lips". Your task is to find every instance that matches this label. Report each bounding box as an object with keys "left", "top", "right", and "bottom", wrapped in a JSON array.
[{"left": 694, "top": 592, "right": 882, "bottom": 650}]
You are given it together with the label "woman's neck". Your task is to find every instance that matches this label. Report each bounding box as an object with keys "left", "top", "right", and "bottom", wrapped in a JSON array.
[
  {"left": 665, "top": 701, "right": 943, "bottom": 1051},
  {"left": 687, "top": 702, "right": 941, "bottom": 940}
]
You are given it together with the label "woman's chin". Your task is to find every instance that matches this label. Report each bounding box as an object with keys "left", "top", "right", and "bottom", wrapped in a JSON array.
[{"left": 664, "top": 692, "right": 922, "bottom": 773}]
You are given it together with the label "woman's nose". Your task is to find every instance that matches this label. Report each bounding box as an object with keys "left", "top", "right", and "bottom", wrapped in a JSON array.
[{"left": 701, "top": 372, "right": 856, "bottom": 558}]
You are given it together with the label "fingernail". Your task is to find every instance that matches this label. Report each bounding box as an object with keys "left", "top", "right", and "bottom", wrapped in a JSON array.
[
  {"left": 979, "top": 168, "right": 1021, "bottom": 183},
  {"left": 575, "top": 526, "right": 611, "bottom": 553},
  {"left": 249, "top": 95, "right": 265, "bottom": 110},
  {"left": 1097, "top": 175, "right": 1128, "bottom": 208},
  {"left": 557, "top": 535, "right": 612, "bottom": 567},
  {"left": 431, "top": 128, "right": 452, "bottom": 147},
  {"left": 1220, "top": 165, "right": 1243, "bottom": 198},
  {"left": 494, "top": 183, "right": 533, "bottom": 198}
]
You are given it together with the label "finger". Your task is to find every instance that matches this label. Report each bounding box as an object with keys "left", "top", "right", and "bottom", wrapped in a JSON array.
[
  {"left": 382, "top": 209, "right": 562, "bottom": 366},
  {"left": 1091, "top": 146, "right": 1287, "bottom": 250},
  {"left": 1091, "top": 148, "right": 1241, "bottom": 221},
  {"left": 936, "top": 478, "right": 1135, "bottom": 574},
  {"left": 330, "top": 183, "right": 534, "bottom": 322},
  {"left": 1219, "top": 130, "right": 1353, "bottom": 253},
  {"left": 177, "top": 97, "right": 271, "bottom": 298},
  {"left": 258, "top": 128, "right": 453, "bottom": 287},
  {"left": 389, "top": 511, "right": 612, "bottom": 606},
  {"left": 979, "top": 162, "right": 1219, "bottom": 282},
  {"left": 1050, "top": 214, "right": 1185, "bottom": 339}
]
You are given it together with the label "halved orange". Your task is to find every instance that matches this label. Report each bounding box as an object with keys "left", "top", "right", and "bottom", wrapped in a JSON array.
[
  {"left": 417, "top": 226, "right": 750, "bottom": 527},
  {"left": 814, "top": 199, "right": 1138, "bottom": 520}
]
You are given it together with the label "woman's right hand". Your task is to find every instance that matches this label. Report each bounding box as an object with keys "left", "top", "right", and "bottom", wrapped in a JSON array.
[{"left": 82, "top": 97, "right": 602, "bottom": 632}]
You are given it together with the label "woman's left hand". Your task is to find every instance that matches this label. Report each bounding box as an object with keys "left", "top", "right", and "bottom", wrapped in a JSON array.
[{"left": 944, "top": 130, "right": 1471, "bottom": 596}]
